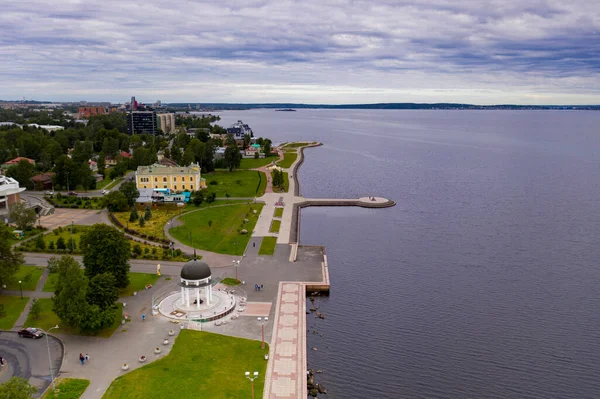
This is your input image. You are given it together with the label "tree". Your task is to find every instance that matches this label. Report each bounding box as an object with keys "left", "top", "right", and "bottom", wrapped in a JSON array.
[
  {"left": 243, "top": 134, "right": 251, "bottom": 148},
  {"left": 87, "top": 273, "right": 118, "bottom": 310},
  {"left": 0, "top": 223, "right": 24, "bottom": 288},
  {"left": 6, "top": 159, "right": 36, "bottom": 189},
  {"left": 30, "top": 298, "right": 41, "bottom": 320},
  {"left": 9, "top": 202, "right": 37, "bottom": 230},
  {"left": 191, "top": 190, "right": 204, "bottom": 206},
  {"left": 102, "top": 190, "right": 128, "bottom": 212},
  {"left": 139, "top": 215, "right": 145, "bottom": 227},
  {"left": 263, "top": 139, "right": 272, "bottom": 156},
  {"left": 80, "top": 224, "right": 130, "bottom": 288},
  {"left": 79, "top": 160, "right": 95, "bottom": 191},
  {"left": 144, "top": 205, "right": 152, "bottom": 220},
  {"left": 119, "top": 181, "right": 139, "bottom": 207},
  {"left": 0, "top": 377, "right": 37, "bottom": 399},
  {"left": 97, "top": 152, "right": 106, "bottom": 176},
  {"left": 56, "top": 236, "right": 66, "bottom": 250},
  {"left": 52, "top": 255, "right": 89, "bottom": 328},
  {"left": 224, "top": 146, "right": 241, "bottom": 172},
  {"left": 129, "top": 206, "right": 139, "bottom": 222},
  {"left": 35, "top": 234, "right": 46, "bottom": 250}
]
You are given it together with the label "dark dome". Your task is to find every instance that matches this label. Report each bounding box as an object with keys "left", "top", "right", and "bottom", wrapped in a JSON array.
[{"left": 180, "top": 259, "right": 211, "bottom": 281}]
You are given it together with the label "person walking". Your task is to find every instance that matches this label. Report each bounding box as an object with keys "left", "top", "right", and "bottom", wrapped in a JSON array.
[
  {"left": 79, "top": 353, "right": 85, "bottom": 365},
  {"left": 142, "top": 313, "right": 146, "bottom": 321},
  {"left": 84, "top": 354, "right": 90, "bottom": 362}
]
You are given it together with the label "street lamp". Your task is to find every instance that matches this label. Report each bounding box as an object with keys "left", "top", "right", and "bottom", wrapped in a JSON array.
[
  {"left": 232, "top": 260, "right": 240, "bottom": 283},
  {"left": 40, "top": 325, "right": 59, "bottom": 391},
  {"left": 245, "top": 371, "right": 259, "bottom": 399},
  {"left": 258, "top": 317, "right": 268, "bottom": 350},
  {"left": 18, "top": 280, "right": 22, "bottom": 299}
]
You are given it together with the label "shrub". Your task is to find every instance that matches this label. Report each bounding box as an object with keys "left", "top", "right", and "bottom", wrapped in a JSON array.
[
  {"left": 209, "top": 180, "right": 218, "bottom": 185},
  {"left": 144, "top": 247, "right": 150, "bottom": 254},
  {"left": 151, "top": 247, "right": 157, "bottom": 255},
  {"left": 48, "top": 241, "right": 55, "bottom": 250},
  {"left": 56, "top": 237, "right": 66, "bottom": 250},
  {"left": 133, "top": 244, "right": 142, "bottom": 255}
]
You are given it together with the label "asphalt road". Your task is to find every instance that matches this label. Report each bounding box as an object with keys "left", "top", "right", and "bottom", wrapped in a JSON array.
[
  {"left": 27, "top": 172, "right": 135, "bottom": 198},
  {"left": 0, "top": 331, "right": 63, "bottom": 395}
]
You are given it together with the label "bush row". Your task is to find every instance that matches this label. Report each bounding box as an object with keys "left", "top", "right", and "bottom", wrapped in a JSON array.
[{"left": 108, "top": 212, "right": 170, "bottom": 245}]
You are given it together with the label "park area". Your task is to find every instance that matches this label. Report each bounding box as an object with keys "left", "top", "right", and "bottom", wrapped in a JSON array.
[
  {"left": 41, "top": 378, "right": 90, "bottom": 399},
  {"left": 102, "top": 330, "right": 268, "bottom": 399},
  {"left": 258, "top": 237, "right": 277, "bottom": 255},
  {"left": 170, "top": 203, "right": 264, "bottom": 255},
  {"left": 277, "top": 152, "right": 297, "bottom": 168},
  {"left": 0, "top": 296, "right": 29, "bottom": 330},
  {"left": 203, "top": 170, "right": 266, "bottom": 198},
  {"left": 239, "top": 155, "right": 278, "bottom": 169}
]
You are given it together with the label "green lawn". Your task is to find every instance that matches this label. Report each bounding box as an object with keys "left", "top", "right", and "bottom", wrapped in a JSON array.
[
  {"left": 120, "top": 273, "right": 161, "bottom": 297},
  {"left": 258, "top": 237, "right": 277, "bottom": 255},
  {"left": 23, "top": 298, "right": 122, "bottom": 338},
  {"left": 269, "top": 220, "right": 281, "bottom": 233},
  {"left": 5, "top": 266, "right": 44, "bottom": 291},
  {"left": 277, "top": 152, "right": 297, "bottom": 168},
  {"left": 272, "top": 171, "right": 289, "bottom": 193},
  {"left": 239, "top": 155, "right": 278, "bottom": 169},
  {"left": 18, "top": 225, "right": 89, "bottom": 254},
  {"left": 102, "top": 330, "right": 268, "bottom": 399},
  {"left": 221, "top": 278, "right": 241, "bottom": 286},
  {"left": 282, "top": 141, "right": 317, "bottom": 148},
  {"left": 0, "top": 296, "right": 29, "bottom": 330},
  {"left": 273, "top": 207, "right": 283, "bottom": 218},
  {"left": 45, "top": 272, "right": 161, "bottom": 296},
  {"left": 41, "top": 378, "right": 90, "bottom": 399},
  {"left": 257, "top": 171, "right": 267, "bottom": 197},
  {"left": 95, "top": 170, "right": 116, "bottom": 190},
  {"left": 203, "top": 170, "right": 266, "bottom": 197},
  {"left": 45, "top": 195, "right": 104, "bottom": 210},
  {"left": 170, "top": 203, "right": 264, "bottom": 255},
  {"left": 8, "top": 227, "right": 45, "bottom": 245}
]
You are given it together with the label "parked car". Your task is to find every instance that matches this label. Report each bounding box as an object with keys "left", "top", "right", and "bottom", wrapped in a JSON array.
[
  {"left": 67, "top": 191, "right": 78, "bottom": 196},
  {"left": 17, "top": 327, "right": 44, "bottom": 339},
  {"left": 44, "top": 191, "right": 54, "bottom": 195}
]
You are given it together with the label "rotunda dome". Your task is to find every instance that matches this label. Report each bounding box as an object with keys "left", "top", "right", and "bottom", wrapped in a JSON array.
[{"left": 180, "top": 259, "right": 211, "bottom": 281}]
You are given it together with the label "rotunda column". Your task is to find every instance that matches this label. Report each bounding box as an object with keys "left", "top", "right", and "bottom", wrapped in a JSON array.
[{"left": 196, "top": 288, "right": 200, "bottom": 309}]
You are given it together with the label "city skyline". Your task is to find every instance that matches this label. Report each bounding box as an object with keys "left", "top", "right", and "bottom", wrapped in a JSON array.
[{"left": 1, "top": 0, "right": 599, "bottom": 105}]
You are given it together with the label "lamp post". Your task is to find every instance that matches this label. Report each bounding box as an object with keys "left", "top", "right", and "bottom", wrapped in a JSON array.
[
  {"left": 40, "top": 325, "right": 59, "bottom": 391},
  {"left": 258, "top": 317, "right": 268, "bottom": 350},
  {"left": 233, "top": 260, "right": 240, "bottom": 283},
  {"left": 245, "top": 371, "right": 259, "bottom": 399},
  {"left": 19, "top": 280, "right": 22, "bottom": 299}
]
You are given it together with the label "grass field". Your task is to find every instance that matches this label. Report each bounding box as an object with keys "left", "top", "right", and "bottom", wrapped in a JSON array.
[
  {"left": 282, "top": 141, "right": 318, "bottom": 148},
  {"left": 272, "top": 171, "right": 289, "bottom": 193},
  {"left": 277, "top": 152, "right": 297, "bottom": 168},
  {"left": 120, "top": 273, "right": 161, "bottom": 297},
  {"left": 170, "top": 203, "right": 264, "bottom": 255},
  {"left": 221, "top": 277, "right": 241, "bottom": 286},
  {"left": 41, "top": 378, "right": 90, "bottom": 399},
  {"left": 95, "top": 169, "right": 116, "bottom": 190},
  {"left": 8, "top": 227, "right": 45, "bottom": 245},
  {"left": 102, "top": 330, "right": 268, "bottom": 399},
  {"left": 269, "top": 220, "right": 281, "bottom": 233},
  {"left": 203, "top": 170, "right": 266, "bottom": 197},
  {"left": 18, "top": 225, "right": 89, "bottom": 254},
  {"left": 239, "top": 155, "right": 278, "bottom": 169},
  {"left": 258, "top": 237, "right": 277, "bottom": 255},
  {"left": 5, "top": 266, "right": 44, "bottom": 291},
  {"left": 44, "top": 272, "right": 161, "bottom": 297},
  {"left": 273, "top": 207, "right": 283, "bottom": 218},
  {"left": 0, "top": 296, "right": 29, "bottom": 330},
  {"left": 23, "top": 298, "right": 122, "bottom": 338}
]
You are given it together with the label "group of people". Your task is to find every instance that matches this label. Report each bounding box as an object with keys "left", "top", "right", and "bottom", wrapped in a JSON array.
[
  {"left": 254, "top": 284, "right": 264, "bottom": 291},
  {"left": 79, "top": 353, "right": 90, "bottom": 365}
]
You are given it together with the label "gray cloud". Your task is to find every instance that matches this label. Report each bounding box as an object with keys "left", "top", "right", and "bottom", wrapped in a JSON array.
[{"left": 0, "top": 0, "right": 599, "bottom": 103}]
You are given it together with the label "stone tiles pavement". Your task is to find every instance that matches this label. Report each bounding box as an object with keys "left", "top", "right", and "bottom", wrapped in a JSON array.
[{"left": 263, "top": 282, "right": 306, "bottom": 399}]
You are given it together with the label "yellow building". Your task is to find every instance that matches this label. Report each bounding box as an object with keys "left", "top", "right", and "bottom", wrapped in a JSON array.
[{"left": 135, "top": 163, "right": 206, "bottom": 192}]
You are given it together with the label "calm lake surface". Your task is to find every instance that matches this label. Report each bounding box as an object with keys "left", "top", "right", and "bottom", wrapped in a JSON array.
[{"left": 217, "top": 109, "right": 600, "bottom": 398}]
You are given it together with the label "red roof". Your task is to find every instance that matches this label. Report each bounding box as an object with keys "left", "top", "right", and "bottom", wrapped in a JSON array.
[
  {"left": 30, "top": 172, "right": 55, "bottom": 183},
  {"left": 4, "top": 157, "right": 35, "bottom": 165},
  {"left": 121, "top": 151, "right": 132, "bottom": 158}
]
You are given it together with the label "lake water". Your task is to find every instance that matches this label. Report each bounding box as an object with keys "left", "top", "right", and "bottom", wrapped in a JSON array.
[{"left": 217, "top": 109, "right": 600, "bottom": 398}]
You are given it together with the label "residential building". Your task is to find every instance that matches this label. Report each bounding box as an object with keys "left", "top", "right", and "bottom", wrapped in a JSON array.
[
  {"left": 135, "top": 163, "right": 206, "bottom": 193},
  {"left": 156, "top": 113, "right": 176, "bottom": 134},
  {"left": 127, "top": 110, "right": 157, "bottom": 135},
  {"left": 244, "top": 143, "right": 263, "bottom": 158},
  {"left": 30, "top": 172, "right": 55, "bottom": 190},
  {"left": 105, "top": 151, "right": 132, "bottom": 166},
  {"left": 0, "top": 176, "right": 26, "bottom": 220},
  {"left": 78, "top": 106, "right": 106, "bottom": 118},
  {"left": 226, "top": 120, "right": 253, "bottom": 139},
  {"left": 1, "top": 157, "right": 35, "bottom": 170}
]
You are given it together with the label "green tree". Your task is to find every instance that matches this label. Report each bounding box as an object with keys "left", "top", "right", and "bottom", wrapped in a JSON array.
[
  {"left": 0, "top": 377, "right": 37, "bottom": 399},
  {"left": 87, "top": 272, "right": 118, "bottom": 310},
  {"left": 9, "top": 202, "right": 37, "bottom": 230},
  {"left": 79, "top": 160, "right": 94, "bottom": 191},
  {"left": 102, "top": 190, "right": 128, "bottom": 212},
  {"left": 224, "top": 146, "right": 241, "bottom": 172},
  {"left": 80, "top": 224, "right": 130, "bottom": 288},
  {"left": 263, "top": 138, "right": 272, "bottom": 156},
  {"left": 129, "top": 206, "right": 139, "bottom": 222},
  {"left": 35, "top": 234, "right": 46, "bottom": 250},
  {"left": 29, "top": 298, "right": 41, "bottom": 320},
  {"left": 79, "top": 303, "right": 116, "bottom": 333},
  {"left": 119, "top": 181, "right": 139, "bottom": 207},
  {"left": 52, "top": 255, "right": 89, "bottom": 328},
  {"left": 144, "top": 205, "right": 152, "bottom": 220},
  {"left": 48, "top": 240, "right": 55, "bottom": 250},
  {"left": 191, "top": 190, "right": 204, "bottom": 206},
  {"left": 67, "top": 237, "right": 77, "bottom": 252},
  {"left": 139, "top": 215, "right": 145, "bottom": 227},
  {"left": 132, "top": 244, "right": 142, "bottom": 255},
  {"left": 243, "top": 134, "right": 251, "bottom": 148},
  {"left": 56, "top": 236, "right": 66, "bottom": 250},
  {"left": 97, "top": 152, "right": 106, "bottom": 176},
  {"left": 0, "top": 223, "right": 24, "bottom": 288},
  {"left": 6, "top": 159, "right": 36, "bottom": 189}
]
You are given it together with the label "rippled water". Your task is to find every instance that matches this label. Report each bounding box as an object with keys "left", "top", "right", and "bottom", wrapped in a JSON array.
[{"left": 218, "top": 109, "right": 600, "bottom": 398}]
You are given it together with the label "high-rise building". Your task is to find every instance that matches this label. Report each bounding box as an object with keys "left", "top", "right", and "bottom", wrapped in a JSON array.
[
  {"left": 127, "top": 110, "right": 157, "bottom": 135},
  {"left": 78, "top": 106, "right": 106, "bottom": 118},
  {"left": 156, "top": 113, "right": 176, "bottom": 134}
]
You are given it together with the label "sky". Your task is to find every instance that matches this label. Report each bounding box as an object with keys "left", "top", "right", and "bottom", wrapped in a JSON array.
[{"left": 1, "top": 0, "right": 599, "bottom": 104}]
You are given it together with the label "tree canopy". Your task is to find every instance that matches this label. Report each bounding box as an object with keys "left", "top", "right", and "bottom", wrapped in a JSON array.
[
  {"left": 9, "top": 202, "right": 37, "bottom": 230},
  {"left": 0, "top": 223, "right": 24, "bottom": 288},
  {"left": 119, "top": 181, "right": 139, "bottom": 207},
  {"left": 80, "top": 224, "right": 130, "bottom": 288},
  {"left": 0, "top": 377, "right": 37, "bottom": 399}
]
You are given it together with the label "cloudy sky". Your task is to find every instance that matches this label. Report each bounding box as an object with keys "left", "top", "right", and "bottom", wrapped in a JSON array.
[{"left": 1, "top": 0, "right": 599, "bottom": 104}]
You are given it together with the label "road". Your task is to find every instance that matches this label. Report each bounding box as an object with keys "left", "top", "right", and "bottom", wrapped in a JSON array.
[{"left": 27, "top": 172, "right": 135, "bottom": 198}]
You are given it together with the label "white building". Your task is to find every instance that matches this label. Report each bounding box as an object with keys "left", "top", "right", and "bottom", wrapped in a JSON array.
[
  {"left": 156, "top": 113, "right": 176, "bottom": 134},
  {"left": 0, "top": 176, "right": 26, "bottom": 220}
]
